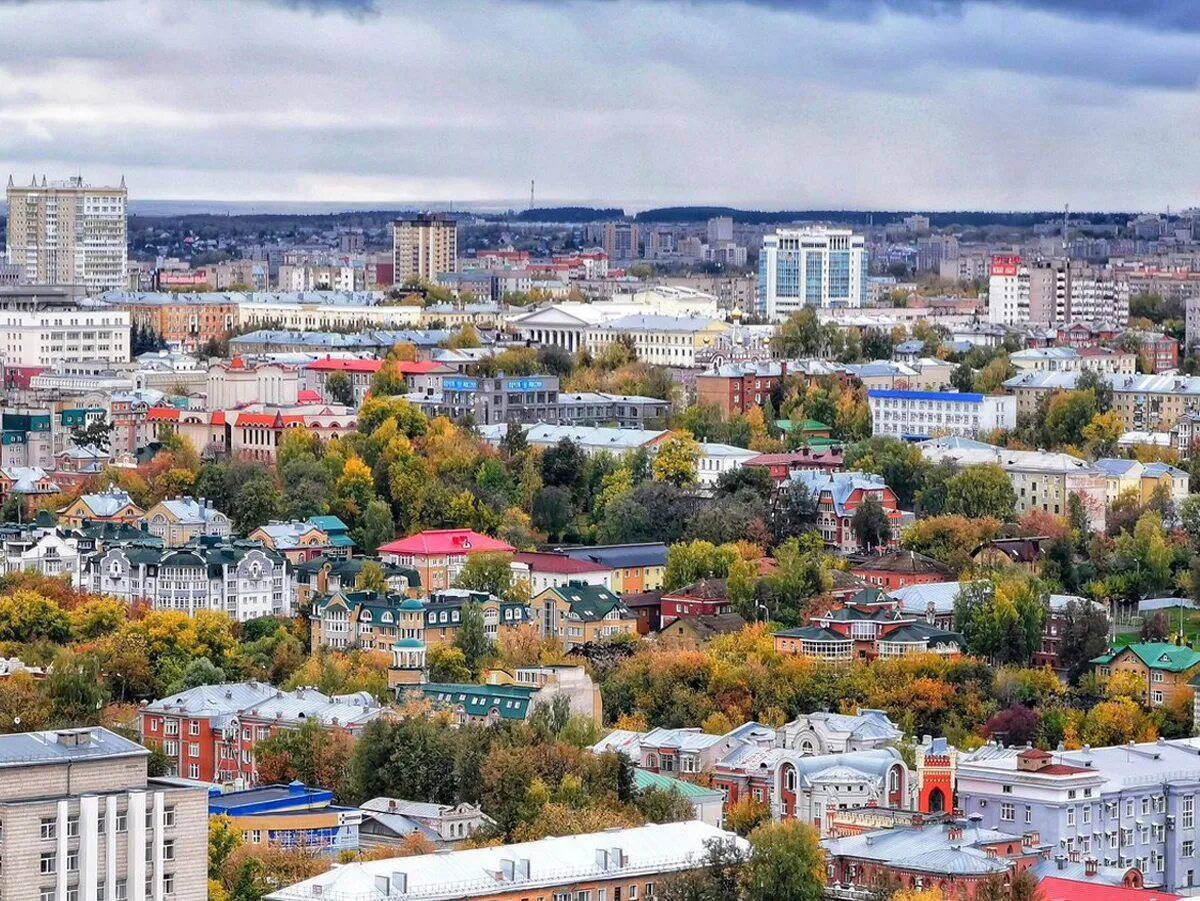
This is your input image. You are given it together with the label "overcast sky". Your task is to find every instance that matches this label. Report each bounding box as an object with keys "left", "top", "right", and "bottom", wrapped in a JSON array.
[{"left": 1, "top": 0, "right": 1198, "bottom": 210}]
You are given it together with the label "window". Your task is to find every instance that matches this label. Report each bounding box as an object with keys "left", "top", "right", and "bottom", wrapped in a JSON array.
[
  {"left": 629, "top": 886, "right": 638, "bottom": 900},
  {"left": 1001, "top": 803, "right": 1014, "bottom": 822},
  {"left": 115, "top": 879, "right": 128, "bottom": 901},
  {"left": 1142, "top": 798, "right": 1151, "bottom": 815},
  {"left": 67, "top": 850, "right": 78, "bottom": 872},
  {"left": 40, "top": 852, "right": 55, "bottom": 875},
  {"left": 116, "top": 811, "right": 127, "bottom": 833},
  {"left": 188, "top": 743, "right": 199, "bottom": 758},
  {"left": 163, "top": 873, "right": 174, "bottom": 896},
  {"left": 1067, "top": 807, "right": 1075, "bottom": 827},
  {"left": 164, "top": 839, "right": 175, "bottom": 861},
  {"left": 40, "top": 889, "right": 54, "bottom": 901},
  {"left": 1025, "top": 807, "right": 1033, "bottom": 825},
  {"left": 164, "top": 805, "right": 176, "bottom": 827},
  {"left": 188, "top": 721, "right": 199, "bottom": 736},
  {"left": 1083, "top": 806, "right": 1092, "bottom": 825},
  {"left": 188, "top": 764, "right": 200, "bottom": 779},
  {"left": 1003, "top": 785, "right": 1012, "bottom": 794},
  {"left": 40, "top": 819, "right": 56, "bottom": 840},
  {"left": 1184, "top": 841, "right": 1195, "bottom": 858},
  {"left": 1185, "top": 797, "right": 1195, "bottom": 831},
  {"left": 645, "top": 883, "right": 656, "bottom": 898}
]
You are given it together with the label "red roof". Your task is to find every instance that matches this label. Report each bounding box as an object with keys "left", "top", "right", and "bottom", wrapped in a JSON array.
[
  {"left": 1038, "top": 877, "right": 1179, "bottom": 901},
  {"left": 147, "top": 407, "right": 180, "bottom": 422},
  {"left": 378, "top": 529, "right": 514, "bottom": 557},
  {"left": 297, "top": 390, "right": 322, "bottom": 403},
  {"left": 512, "top": 551, "right": 609, "bottom": 574},
  {"left": 305, "top": 358, "right": 384, "bottom": 373},
  {"left": 210, "top": 411, "right": 226, "bottom": 426},
  {"left": 395, "top": 361, "right": 445, "bottom": 375}
]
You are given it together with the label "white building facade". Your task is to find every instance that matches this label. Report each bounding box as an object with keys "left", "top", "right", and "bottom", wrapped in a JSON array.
[
  {"left": 758, "top": 227, "right": 868, "bottom": 319},
  {"left": 868, "top": 389, "right": 1017, "bottom": 440}
]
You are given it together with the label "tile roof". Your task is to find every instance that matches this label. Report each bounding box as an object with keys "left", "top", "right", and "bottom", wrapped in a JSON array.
[
  {"left": 1091, "top": 642, "right": 1200, "bottom": 672},
  {"left": 512, "top": 551, "right": 610, "bottom": 575}
]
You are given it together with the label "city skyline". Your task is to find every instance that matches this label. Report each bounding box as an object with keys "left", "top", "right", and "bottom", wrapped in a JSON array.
[{"left": 1, "top": 0, "right": 1199, "bottom": 210}]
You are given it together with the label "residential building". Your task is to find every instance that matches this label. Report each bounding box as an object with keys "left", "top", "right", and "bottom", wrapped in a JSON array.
[
  {"left": 624, "top": 591, "right": 662, "bottom": 635},
  {"left": 597, "top": 722, "right": 777, "bottom": 779},
  {"left": 86, "top": 537, "right": 294, "bottom": 621},
  {"left": 226, "top": 404, "right": 356, "bottom": 462},
  {"left": 106, "top": 292, "right": 237, "bottom": 352},
  {"left": 393, "top": 214, "right": 457, "bottom": 283},
  {"left": 695, "top": 442, "right": 758, "bottom": 489},
  {"left": 265, "top": 821, "right": 746, "bottom": 901},
  {"left": 743, "top": 447, "right": 845, "bottom": 483},
  {"left": 532, "top": 582, "right": 639, "bottom": 648},
  {"left": 477, "top": 421, "right": 670, "bottom": 457},
  {"left": 1010, "top": 346, "right": 1135, "bottom": 375},
  {"left": 632, "top": 769, "right": 726, "bottom": 827},
  {"left": 557, "top": 542, "right": 668, "bottom": 595},
  {"left": 1004, "top": 371, "right": 1200, "bottom": 433},
  {"left": 377, "top": 529, "right": 515, "bottom": 592},
  {"left": 143, "top": 496, "right": 230, "bottom": 546},
  {"left": 1036, "top": 594, "right": 1106, "bottom": 671},
  {"left": 249, "top": 516, "right": 353, "bottom": 565},
  {"left": 58, "top": 485, "right": 144, "bottom": 530},
  {"left": 659, "top": 579, "right": 732, "bottom": 628},
  {"left": 295, "top": 554, "right": 417, "bottom": 611},
  {"left": 310, "top": 589, "right": 425, "bottom": 654},
  {"left": 919, "top": 436, "right": 1107, "bottom": 530},
  {"left": 208, "top": 783, "right": 362, "bottom": 855},
  {"left": 1091, "top": 642, "right": 1200, "bottom": 707},
  {"left": 358, "top": 798, "right": 493, "bottom": 849},
  {"left": 6, "top": 175, "right": 128, "bottom": 292},
  {"left": 0, "top": 464, "right": 59, "bottom": 505},
  {"left": 868, "top": 389, "right": 1017, "bottom": 440},
  {"left": 849, "top": 548, "right": 953, "bottom": 590},
  {"left": 1135, "top": 331, "right": 1181, "bottom": 374},
  {"left": 417, "top": 664, "right": 602, "bottom": 725},
  {"left": 0, "top": 519, "right": 85, "bottom": 584},
  {"left": 602, "top": 221, "right": 640, "bottom": 262},
  {"left": 657, "top": 612, "right": 747, "bottom": 648},
  {"left": 0, "top": 286, "right": 130, "bottom": 366},
  {"left": 759, "top": 227, "right": 868, "bottom": 318},
  {"left": 789, "top": 470, "right": 903, "bottom": 554},
  {"left": 511, "top": 550, "right": 613, "bottom": 595},
  {"left": 696, "top": 361, "right": 788, "bottom": 418},
  {"left": 301, "top": 357, "right": 382, "bottom": 406},
  {"left": 775, "top": 603, "right": 963, "bottom": 663},
  {"left": 236, "top": 294, "right": 422, "bottom": 332},
  {"left": 956, "top": 740, "right": 1200, "bottom": 893},
  {"left": 822, "top": 817, "right": 1043, "bottom": 900},
  {"left": 418, "top": 588, "right": 533, "bottom": 647},
  {"left": 775, "top": 709, "right": 903, "bottom": 755},
  {"left": 1094, "top": 458, "right": 1190, "bottom": 507},
  {"left": 139, "top": 682, "right": 384, "bottom": 786},
  {"left": 0, "top": 726, "right": 206, "bottom": 901}
]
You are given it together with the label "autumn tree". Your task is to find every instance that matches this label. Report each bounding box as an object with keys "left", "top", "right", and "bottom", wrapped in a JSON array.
[
  {"left": 850, "top": 494, "right": 891, "bottom": 552},
  {"left": 944, "top": 464, "right": 1017, "bottom": 521},
  {"left": 325, "top": 370, "right": 356, "bottom": 406},
  {"left": 653, "top": 432, "right": 701, "bottom": 487},
  {"left": 741, "top": 821, "right": 824, "bottom": 901},
  {"left": 255, "top": 721, "right": 356, "bottom": 802}
]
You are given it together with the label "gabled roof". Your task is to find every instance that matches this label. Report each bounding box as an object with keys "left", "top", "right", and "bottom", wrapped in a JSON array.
[
  {"left": 512, "top": 551, "right": 609, "bottom": 575},
  {"left": 557, "top": 542, "right": 669, "bottom": 569},
  {"left": 851, "top": 549, "right": 951, "bottom": 576},
  {"left": 1093, "top": 642, "right": 1200, "bottom": 673},
  {"left": 545, "top": 583, "right": 630, "bottom": 622},
  {"left": 790, "top": 470, "right": 894, "bottom": 518},
  {"left": 72, "top": 487, "right": 139, "bottom": 518}
]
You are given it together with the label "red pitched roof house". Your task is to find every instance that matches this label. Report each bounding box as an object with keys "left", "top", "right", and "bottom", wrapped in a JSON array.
[
  {"left": 511, "top": 551, "right": 612, "bottom": 595},
  {"left": 378, "top": 529, "right": 515, "bottom": 592}
]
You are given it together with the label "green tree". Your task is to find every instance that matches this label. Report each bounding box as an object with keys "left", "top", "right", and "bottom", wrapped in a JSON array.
[
  {"left": 354, "top": 498, "right": 395, "bottom": 555},
  {"left": 532, "top": 485, "right": 574, "bottom": 541},
  {"left": 1044, "top": 389, "right": 1099, "bottom": 447},
  {"left": 850, "top": 494, "right": 891, "bottom": 552},
  {"left": 843, "top": 437, "right": 930, "bottom": 509},
  {"left": 324, "top": 370, "right": 355, "bottom": 406},
  {"left": 455, "top": 552, "right": 516, "bottom": 598},
  {"left": 953, "top": 578, "right": 1046, "bottom": 666},
  {"left": 454, "top": 602, "right": 493, "bottom": 675},
  {"left": 742, "top": 821, "right": 824, "bottom": 901},
  {"left": 0, "top": 590, "right": 70, "bottom": 643},
  {"left": 540, "top": 438, "right": 587, "bottom": 489},
  {"left": 664, "top": 541, "right": 740, "bottom": 591},
  {"left": 46, "top": 651, "right": 109, "bottom": 725},
  {"left": 1057, "top": 598, "right": 1112, "bottom": 682},
  {"left": 354, "top": 560, "right": 388, "bottom": 594},
  {"left": 944, "top": 464, "right": 1017, "bottom": 521}
]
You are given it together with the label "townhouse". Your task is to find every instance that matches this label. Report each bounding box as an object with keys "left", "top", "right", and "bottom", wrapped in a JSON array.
[
  {"left": 139, "top": 682, "right": 385, "bottom": 786},
  {"left": 789, "top": 470, "right": 903, "bottom": 554},
  {"left": 58, "top": 486, "right": 144, "bottom": 530},
  {"left": 85, "top": 536, "right": 294, "bottom": 621},
  {"left": 510, "top": 550, "right": 613, "bottom": 595},
  {"left": 556, "top": 542, "right": 668, "bottom": 595},
  {"left": 1091, "top": 642, "right": 1200, "bottom": 708},
  {"left": 143, "top": 496, "right": 230, "bottom": 546},
  {"left": 249, "top": 515, "right": 353, "bottom": 565},
  {"left": 532, "top": 582, "right": 639, "bottom": 649}
]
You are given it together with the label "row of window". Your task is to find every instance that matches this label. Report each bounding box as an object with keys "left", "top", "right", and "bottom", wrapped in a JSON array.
[
  {"left": 39, "top": 873, "right": 175, "bottom": 901},
  {"left": 42, "top": 807, "right": 176, "bottom": 840},
  {"left": 552, "top": 884, "right": 654, "bottom": 901}
]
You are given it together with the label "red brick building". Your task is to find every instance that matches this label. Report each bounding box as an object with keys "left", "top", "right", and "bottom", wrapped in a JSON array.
[
  {"left": 659, "top": 578, "right": 731, "bottom": 628},
  {"left": 139, "top": 681, "right": 384, "bottom": 786},
  {"left": 695, "top": 362, "right": 787, "bottom": 419},
  {"left": 850, "top": 549, "right": 953, "bottom": 591},
  {"left": 743, "top": 448, "right": 844, "bottom": 484}
]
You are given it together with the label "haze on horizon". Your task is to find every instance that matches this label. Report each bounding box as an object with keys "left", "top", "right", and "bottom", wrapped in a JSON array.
[{"left": 2, "top": 0, "right": 1199, "bottom": 212}]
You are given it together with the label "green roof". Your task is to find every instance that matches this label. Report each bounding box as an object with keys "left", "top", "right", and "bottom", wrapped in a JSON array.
[
  {"left": 420, "top": 682, "right": 537, "bottom": 720},
  {"left": 1092, "top": 642, "right": 1200, "bottom": 672},
  {"left": 550, "top": 583, "right": 628, "bottom": 622},
  {"left": 775, "top": 419, "right": 829, "bottom": 433},
  {"left": 632, "top": 768, "right": 723, "bottom": 801}
]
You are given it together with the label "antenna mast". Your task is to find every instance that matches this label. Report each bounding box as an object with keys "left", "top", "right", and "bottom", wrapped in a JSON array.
[{"left": 529, "top": 179, "right": 535, "bottom": 211}]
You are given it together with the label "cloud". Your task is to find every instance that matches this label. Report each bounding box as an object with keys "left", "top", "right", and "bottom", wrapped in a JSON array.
[{"left": 0, "top": 0, "right": 1197, "bottom": 208}]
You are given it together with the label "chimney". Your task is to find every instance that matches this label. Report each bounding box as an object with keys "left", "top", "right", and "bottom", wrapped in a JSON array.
[
  {"left": 1056, "top": 855, "right": 1067, "bottom": 871},
  {"left": 1085, "top": 858, "right": 1098, "bottom": 877}
]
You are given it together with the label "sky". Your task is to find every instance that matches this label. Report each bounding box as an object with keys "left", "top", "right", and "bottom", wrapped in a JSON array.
[{"left": 1, "top": 0, "right": 1198, "bottom": 211}]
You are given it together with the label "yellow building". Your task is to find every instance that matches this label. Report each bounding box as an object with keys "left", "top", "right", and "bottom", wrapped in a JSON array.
[
  {"left": 58, "top": 486, "right": 144, "bottom": 530},
  {"left": 532, "top": 583, "right": 640, "bottom": 649}
]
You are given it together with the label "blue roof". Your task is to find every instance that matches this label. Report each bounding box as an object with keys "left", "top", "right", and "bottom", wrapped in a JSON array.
[
  {"left": 209, "top": 782, "right": 335, "bottom": 816},
  {"left": 868, "top": 389, "right": 984, "bottom": 403},
  {"left": 1094, "top": 458, "right": 1140, "bottom": 477}
]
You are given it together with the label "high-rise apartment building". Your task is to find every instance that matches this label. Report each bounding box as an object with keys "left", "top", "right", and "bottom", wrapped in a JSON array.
[
  {"left": 988, "top": 255, "right": 1129, "bottom": 327},
  {"left": 6, "top": 175, "right": 128, "bottom": 294},
  {"left": 392, "top": 213, "right": 457, "bottom": 284},
  {"left": 602, "top": 222, "right": 640, "bottom": 263},
  {"left": 0, "top": 726, "right": 207, "bottom": 901},
  {"left": 758, "top": 227, "right": 867, "bottom": 319}
]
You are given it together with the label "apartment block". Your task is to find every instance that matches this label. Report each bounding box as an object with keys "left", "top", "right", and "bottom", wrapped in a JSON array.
[
  {"left": 0, "top": 287, "right": 130, "bottom": 367},
  {"left": 6, "top": 175, "right": 128, "bottom": 293},
  {"left": 0, "top": 727, "right": 207, "bottom": 901},
  {"left": 867, "top": 389, "right": 1017, "bottom": 440},
  {"left": 393, "top": 214, "right": 457, "bottom": 283}
]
